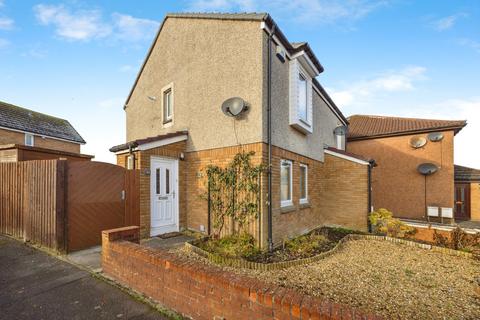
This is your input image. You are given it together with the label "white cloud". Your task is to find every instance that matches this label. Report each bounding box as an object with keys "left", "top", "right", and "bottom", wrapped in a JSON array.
[
  {"left": 329, "top": 66, "right": 427, "bottom": 107},
  {"left": 112, "top": 13, "right": 159, "bottom": 42},
  {"left": 98, "top": 97, "right": 124, "bottom": 109},
  {"left": 0, "top": 37, "right": 9, "bottom": 48},
  {"left": 0, "top": 17, "right": 13, "bottom": 30},
  {"left": 119, "top": 64, "right": 137, "bottom": 73},
  {"left": 458, "top": 38, "right": 480, "bottom": 54},
  {"left": 33, "top": 4, "right": 158, "bottom": 43},
  {"left": 186, "top": 0, "right": 389, "bottom": 24},
  {"left": 34, "top": 4, "right": 111, "bottom": 41},
  {"left": 432, "top": 13, "right": 467, "bottom": 31}
]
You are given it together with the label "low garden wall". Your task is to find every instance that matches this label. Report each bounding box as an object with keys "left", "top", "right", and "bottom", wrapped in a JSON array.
[{"left": 102, "top": 226, "right": 382, "bottom": 320}]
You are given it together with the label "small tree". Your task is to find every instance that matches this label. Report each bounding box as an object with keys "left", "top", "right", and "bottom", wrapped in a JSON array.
[
  {"left": 369, "top": 208, "right": 416, "bottom": 238},
  {"left": 205, "top": 151, "right": 265, "bottom": 239}
]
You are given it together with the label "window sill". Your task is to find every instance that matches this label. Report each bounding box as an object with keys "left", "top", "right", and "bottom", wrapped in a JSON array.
[
  {"left": 163, "top": 119, "right": 173, "bottom": 125},
  {"left": 299, "top": 202, "right": 311, "bottom": 209},
  {"left": 280, "top": 205, "right": 297, "bottom": 214}
]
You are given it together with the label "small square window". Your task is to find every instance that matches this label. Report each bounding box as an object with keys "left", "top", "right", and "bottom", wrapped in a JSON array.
[
  {"left": 280, "top": 159, "right": 293, "bottom": 207},
  {"left": 299, "top": 164, "right": 308, "bottom": 204},
  {"left": 163, "top": 88, "right": 173, "bottom": 123},
  {"left": 25, "top": 133, "right": 34, "bottom": 146}
]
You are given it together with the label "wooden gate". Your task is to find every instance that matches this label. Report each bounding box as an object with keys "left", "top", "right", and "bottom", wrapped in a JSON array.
[{"left": 67, "top": 161, "right": 129, "bottom": 251}]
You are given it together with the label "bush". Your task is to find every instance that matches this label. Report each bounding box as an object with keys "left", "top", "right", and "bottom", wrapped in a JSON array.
[
  {"left": 199, "top": 233, "right": 261, "bottom": 259},
  {"left": 369, "top": 208, "right": 416, "bottom": 238},
  {"left": 284, "top": 233, "right": 328, "bottom": 256},
  {"left": 434, "top": 226, "right": 480, "bottom": 253}
]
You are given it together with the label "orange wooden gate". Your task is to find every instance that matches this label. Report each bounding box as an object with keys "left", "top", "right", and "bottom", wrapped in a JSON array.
[{"left": 67, "top": 162, "right": 139, "bottom": 252}]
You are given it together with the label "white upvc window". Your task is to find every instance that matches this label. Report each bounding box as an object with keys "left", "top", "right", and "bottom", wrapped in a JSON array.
[
  {"left": 299, "top": 164, "right": 308, "bottom": 204},
  {"left": 127, "top": 155, "right": 134, "bottom": 170},
  {"left": 25, "top": 133, "right": 34, "bottom": 146},
  {"left": 162, "top": 83, "right": 174, "bottom": 125},
  {"left": 280, "top": 159, "right": 293, "bottom": 207},
  {"left": 336, "top": 134, "right": 345, "bottom": 150},
  {"left": 289, "top": 59, "right": 313, "bottom": 134}
]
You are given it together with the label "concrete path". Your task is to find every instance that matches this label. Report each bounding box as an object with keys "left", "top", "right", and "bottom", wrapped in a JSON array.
[{"left": 0, "top": 236, "right": 173, "bottom": 320}]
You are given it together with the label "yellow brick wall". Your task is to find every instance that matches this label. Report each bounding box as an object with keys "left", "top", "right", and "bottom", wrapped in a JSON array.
[{"left": 471, "top": 182, "right": 480, "bottom": 221}]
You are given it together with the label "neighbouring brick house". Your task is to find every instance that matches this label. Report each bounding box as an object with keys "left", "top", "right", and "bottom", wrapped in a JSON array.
[
  {"left": 0, "top": 100, "right": 91, "bottom": 162},
  {"left": 454, "top": 165, "right": 480, "bottom": 222},
  {"left": 347, "top": 114, "right": 468, "bottom": 222},
  {"left": 110, "top": 13, "right": 374, "bottom": 247}
]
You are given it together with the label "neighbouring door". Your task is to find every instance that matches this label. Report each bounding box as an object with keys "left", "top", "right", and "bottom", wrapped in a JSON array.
[
  {"left": 150, "top": 157, "right": 178, "bottom": 236},
  {"left": 454, "top": 183, "right": 471, "bottom": 220}
]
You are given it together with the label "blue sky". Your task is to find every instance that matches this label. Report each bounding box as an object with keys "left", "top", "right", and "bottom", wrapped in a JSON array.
[{"left": 0, "top": 0, "right": 478, "bottom": 167}]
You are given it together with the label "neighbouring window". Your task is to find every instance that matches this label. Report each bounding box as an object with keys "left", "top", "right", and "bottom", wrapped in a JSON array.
[
  {"left": 336, "top": 134, "right": 345, "bottom": 150},
  {"left": 163, "top": 88, "right": 173, "bottom": 123},
  {"left": 299, "top": 164, "right": 308, "bottom": 204},
  {"left": 280, "top": 159, "right": 293, "bottom": 207},
  {"left": 298, "top": 72, "right": 308, "bottom": 122},
  {"left": 25, "top": 133, "right": 34, "bottom": 146}
]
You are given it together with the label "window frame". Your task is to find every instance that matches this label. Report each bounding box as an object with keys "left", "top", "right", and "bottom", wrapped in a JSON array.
[
  {"left": 297, "top": 71, "right": 308, "bottom": 123},
  {"left": 299, "top": 163, "right": 308, "bottom": 204},
  {"left": 280, "top": 159, "right": 293, "bottom": 207},
  {"left": 25, "top": 133, "right": 34, "bottom": 147},
  {"left": 289, "top": 59, "right": 313, "bottom": 134},
  {"left": 161, "top": 83, "right": 174, "bottom": 125}
]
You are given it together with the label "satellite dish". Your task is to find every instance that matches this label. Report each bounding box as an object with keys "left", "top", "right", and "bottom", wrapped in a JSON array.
[
  {"left": 221, "top": 97, "right": 247, "bottom": 117},
  {"left": 409, "top": 136, "right": 427, "bottom": 149},
  {"left": 428, "top": 132, "right": 444, "bottom": 142},
  {"left": 333, "top": 126, "right": 347, "bottom": 136},
  {"left": 417, "top": 163, "right": 438, "bottom": 176}
]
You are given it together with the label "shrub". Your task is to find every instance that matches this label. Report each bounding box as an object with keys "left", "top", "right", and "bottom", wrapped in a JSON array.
[
  {"left": 369, "top": 208, "right": 416, "bottom": 238},
  {"left": 284, "top": 233, "right": 328, "bottom": 256},
  {"left": 434, "top": 226, "right": 480, "bottom": 252},
  {"left": 199, "top": 233, "right": 261, "bottom": 259}
]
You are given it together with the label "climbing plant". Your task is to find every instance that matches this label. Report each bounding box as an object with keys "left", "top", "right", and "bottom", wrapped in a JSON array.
[{"left": 205, "top": 151, "right": 265, "bottom": 239}]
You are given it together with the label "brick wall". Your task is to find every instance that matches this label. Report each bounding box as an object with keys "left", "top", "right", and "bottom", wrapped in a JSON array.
[
  {"left": 471, "top": 182, "right": 480, "bottom": 221},
  {"left": 102, "top": 226, "right": 381, "bottom": 320},
  {"left": 0, "top": 128, "right": 81, "bottom": 153}
]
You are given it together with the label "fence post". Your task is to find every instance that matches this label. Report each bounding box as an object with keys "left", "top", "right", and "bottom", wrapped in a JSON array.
[{"left": 55, "top": 160, "right": 67, "bottom": 253}]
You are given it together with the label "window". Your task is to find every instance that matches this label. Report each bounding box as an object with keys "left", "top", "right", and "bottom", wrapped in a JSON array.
[
  {"left": 299, "top": 164, "right": 308, "bottom": 204},
  {"left": 336, "top": 134, "right": 345, "bottom": 150},
  {"left": 127, "top": 155, "right": 134, "bottom": 170},
  {"left": 289, "top": 59, "right": 313, "bottom": 134},
  {"left": 298, "top": 73, "right": 308, "bottom": 122},
  {"left": 163, "top": 88, "right": 173, "bottom": 123},
  {"left": 155, "top": 168, "right": 161, "bottom": 195},
  {"left": 280, "top": 160, "right": 293, "bottom": 207},
  {"left": 25, "top": 133, "right": 34, "bottom": 146}
]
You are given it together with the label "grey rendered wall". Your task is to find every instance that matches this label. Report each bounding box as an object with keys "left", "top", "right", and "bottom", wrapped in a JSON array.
[
  {"left": 262, "top": 33, "right": 343, "bottom": 162},
  {"left": 125, "top": 18, "right": 264, "bottom": 152}
]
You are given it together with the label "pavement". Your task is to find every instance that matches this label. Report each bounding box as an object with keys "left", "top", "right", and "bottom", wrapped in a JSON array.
[{"left": 0, "top": 236, "right": 173, "bottom": 320}]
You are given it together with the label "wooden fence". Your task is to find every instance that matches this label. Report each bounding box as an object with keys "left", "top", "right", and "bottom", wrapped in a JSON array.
[{"left": 0, "top": 160, "right": 139, "bottom": 252}]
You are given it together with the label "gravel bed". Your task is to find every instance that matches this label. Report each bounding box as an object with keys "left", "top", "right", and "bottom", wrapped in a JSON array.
[{"left": 175, "top": 240, "right": 480, "bottom": 319}]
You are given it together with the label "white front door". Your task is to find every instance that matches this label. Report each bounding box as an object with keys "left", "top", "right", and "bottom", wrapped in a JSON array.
[{"left": 150, "top": 157, "right": 179, "bottom": 236}]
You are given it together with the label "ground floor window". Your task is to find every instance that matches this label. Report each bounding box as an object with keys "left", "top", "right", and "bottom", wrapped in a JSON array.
[
  {"left": 280, "top": 159, "right": 293, "bottom": 207},
  {"left": 299, "top": 164, "right": 308, "bottom": 204}
]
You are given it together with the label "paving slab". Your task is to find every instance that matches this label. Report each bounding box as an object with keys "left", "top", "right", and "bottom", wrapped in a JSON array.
[{"left": 0, "top": 236, "right": 172, "bottom": 320}]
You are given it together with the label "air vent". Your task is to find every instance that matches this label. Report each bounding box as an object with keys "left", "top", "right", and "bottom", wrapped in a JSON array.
[{"left": 276, "top": 46, "right": 286, "bottom": 63}]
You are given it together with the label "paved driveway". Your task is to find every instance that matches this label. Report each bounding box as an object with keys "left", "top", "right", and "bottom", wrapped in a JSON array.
[{"left": 0, "top": 236, "right": 172, "bottom": 320}]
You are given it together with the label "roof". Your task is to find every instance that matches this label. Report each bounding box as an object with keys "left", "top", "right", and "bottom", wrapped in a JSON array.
[
  {"left": 124, "top": 13, "right": 331, "bottom": 107},
  {"left": 109, "top": 131, "right": 188, "bottom": 153},
  {"left": 0, "top": 144, "right": 94, "bottom": 159},
  {"left": 325, "top": 146, "right": 375, "bottom": 165},
  {"left": 455, "top": 165, "right": 480, "bottom": 182},
  {"left": 0, "top": 100, "right": 85, "bottom": 144},
  {"left": 347, "top": 115, "right": 466, "bottom": 141}
]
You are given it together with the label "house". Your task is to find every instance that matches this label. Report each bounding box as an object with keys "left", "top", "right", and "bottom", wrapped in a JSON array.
[
  {"left": 454, "top": 165, "right": 480, "bottom": 222},
  {"left": 110, "top": 13, "right": 374, "bottom": 247},
  {"left": 347, "top": 114, "right": 467, "bottom": 222},
  {"left": 0, "top": 100, "right": 92, "bottom": 162}
]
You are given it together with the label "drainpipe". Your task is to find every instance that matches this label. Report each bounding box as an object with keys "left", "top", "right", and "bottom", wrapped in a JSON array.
[{"left": 267, "top": 22, "right": 276, "bottom": 252}]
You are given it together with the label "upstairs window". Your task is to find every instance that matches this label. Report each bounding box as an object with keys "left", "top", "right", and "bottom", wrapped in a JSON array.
[
  {"left": 163, "top": 88, "right": 173, "bottom": 123},
  {"left": 280, "top": 159, "right": 293, "bottom": 207},
  {"left": 289, "top": 59, "right": 313, "bottom": 134},
  {"left": 298, "top": 73, "right": 308, "bottom": 122},
  {"left": 25, "top": 133, "right": 34, "bottom": 146}
]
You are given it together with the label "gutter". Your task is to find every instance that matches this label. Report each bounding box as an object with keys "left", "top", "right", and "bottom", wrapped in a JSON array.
[{"left": 266, "top": 22, "right": 276, "bottom": 252}]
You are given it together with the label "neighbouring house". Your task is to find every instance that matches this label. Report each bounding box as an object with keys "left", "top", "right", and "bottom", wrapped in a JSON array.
[
  {"left": 347, "top": 114, "right": 468, "bottom": 222},
  {"left": 110, "top": 13, "right": 374, "bottom": 247},
  {"left": 0, "top": 100, "right": 92, "bottom": 162},
  {"left": 454, "top": 165, "right": 480, "bottom": 222}
]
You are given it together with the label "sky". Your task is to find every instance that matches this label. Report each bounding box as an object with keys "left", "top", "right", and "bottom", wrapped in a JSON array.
[{"left": 0, "top": 0, "right": 478, "bottom": 167}]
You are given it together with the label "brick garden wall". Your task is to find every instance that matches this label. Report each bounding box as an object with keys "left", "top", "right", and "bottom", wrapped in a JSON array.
[{"left": 102, "top": 226, "right": 381, "bottom": 320}]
